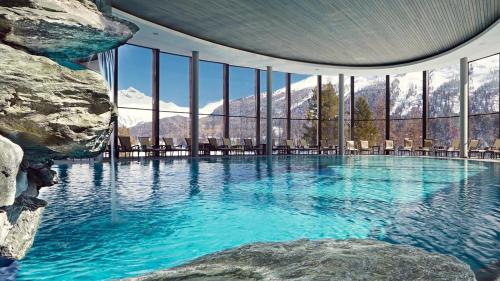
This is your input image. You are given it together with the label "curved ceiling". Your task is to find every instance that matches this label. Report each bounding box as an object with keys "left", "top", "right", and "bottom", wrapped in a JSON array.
[{"left": 112, "top": 0, "right": 499, "bottom": 67}]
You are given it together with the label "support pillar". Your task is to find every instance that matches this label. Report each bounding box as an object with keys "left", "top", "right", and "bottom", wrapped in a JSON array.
[
  {"left": 422, "top": 71, "right": 428, "bottom": 144},
  {"left": 286, "top": 73, "right": 291, "bottom": 140},
  {"left": 385, "top": 75, "right": 390, "bottom": 141},
  {"left": 113, "top": 47, "right": 119, "bottom": 159},
  {"left": 317, "top": 75, "right": 322, "bottom": 147},
  {"left": 190, "top": 51, "right": 199, "bottom": 157},
  {"left": 223, "top": 64, "right": 229, "bottom": 139},
  {"left": 350, "top": 76, "right": 355, "bottom": 140},
  {"left": 459, "top": 57, "right": 468, "bottom": 158},
  {"left": 152, "top": 49, "right": 160, "bottom": 156},
  {"left": 266, "top": 67, "right": 273, "bottom": 155},
  {"left": 338, "top": 74, "right": 345, "bottom": 155},
  {"left": 255, "top": 69, "right": 261, "bottom": 146}
]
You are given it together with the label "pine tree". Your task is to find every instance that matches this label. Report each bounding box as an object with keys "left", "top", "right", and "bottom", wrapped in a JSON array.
[
  {"left": 302, "top": 83, "right": 339, "bottom": 144},
  {"left": 353, "top": 97, "right": 379, "bottom": 145}
]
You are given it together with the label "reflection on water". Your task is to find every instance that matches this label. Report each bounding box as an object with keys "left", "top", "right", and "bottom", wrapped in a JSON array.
[{"left": 14, "top": 156, "right": 500, "bottom": 281}]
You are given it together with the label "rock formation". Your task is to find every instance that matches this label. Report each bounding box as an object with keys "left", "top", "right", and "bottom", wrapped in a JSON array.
[
  {"left": 0, "top": 135, "right": 23, "bottom": 207},
  {"left": 0, "top": 0, "right": 137, "bottom": 260},
  {"left": 123, "top": 239, "right": 476, "bottom": 281},
  {"left": 0, "top": 0, "right": 138, "bottom": 63},
  {"left": 0, "top": 43, "right": 115, "bottom": 161},
  {"left": 0, "top": 136, "right": 53, "bottom": 260}
]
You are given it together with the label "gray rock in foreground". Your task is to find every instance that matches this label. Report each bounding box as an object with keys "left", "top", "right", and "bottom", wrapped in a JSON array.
[
  {"left": 0, "top": 135, "right": 23, "bottom": 207},
  {"left": 0, "top": 0, "right": 138, "bottom": 62},
  {"left": 0, "top": 43, "right": 115, "bottom": 161},
  {"left": 123, "top": 239, "right": 476, "bottom": 281},
  {"left": 0, "top": 195, "right": 47, "bottom": 260}
]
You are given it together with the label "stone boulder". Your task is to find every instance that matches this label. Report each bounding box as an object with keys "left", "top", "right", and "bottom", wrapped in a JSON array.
[
  {"left": 0, "top": 43, "right": 115, "bottom": 161},
  {"left": 124, "top": 239, "right": 476, "bottom": 281},
  {"left": 0, "top": 0, "right": 138, "bottom": 62},
  {"left": 0, "top": 195, "right": 47, "bottom": 260},
  {"left": 0, "top": 135, "right": 23, "bottom": 207}
]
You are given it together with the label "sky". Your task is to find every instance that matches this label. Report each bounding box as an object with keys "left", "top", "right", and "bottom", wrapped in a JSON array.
[{"left": 118, "top": 44, "right": 309, "bottom": 107}]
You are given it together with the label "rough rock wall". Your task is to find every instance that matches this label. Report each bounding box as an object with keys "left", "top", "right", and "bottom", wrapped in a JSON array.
[
  {"left": 0, "top": 0, "right": 138, "bottom": 63},
  {"left": 0, "top": 0, "right": 138, "bottom": 260},
  {"left": 123, "top": 239, "right": 477, "bottom": 281},
  {"left": 0, "top": 43, "right": 115, "bottom": 161}
]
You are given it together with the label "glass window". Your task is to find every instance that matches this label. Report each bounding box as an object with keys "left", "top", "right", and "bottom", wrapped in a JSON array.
[
  {"left": 260, "top": 70, "right": 268, "bottom": 144},
  {"left": 468, "top": 54, "right": 499, "bottom": 147},
  {"left": 117, "top": 45, "right": 153, "bottom": 148},
  {"left": 229, "top": 66, "right": 255, "bottom": 144},
  {"left": 353, "top": 76, "right": 386, "bottom": 146},
  {"left": 199, "top": 61, "right": 224, "bottom": 142},
  {"left": 428, "top": 64, "right": 460, "bottom": 147},
  {"left": 159, "top": 52, "right": 190, "bottom": 146},
  {"left": 290, "top": 74, "right": 317, "bottom": 144},
  {"left": 390, "top": 72, "right": 423, "bottom": 146},
  {"left": 117, "top": 45, "right": 152, "bottom": 110}
]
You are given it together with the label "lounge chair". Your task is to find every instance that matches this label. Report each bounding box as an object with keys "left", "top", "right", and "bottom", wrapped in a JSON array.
[
  {"left": 445, "top": 139, "right": 460, "bottom": 157},
  {"left": 359, "top": 140, "right": 371, "bottom": 155},
  {"left": 285, "top": 139, "right": 299, "bottom": 154},
  {"left": 320, "top": 139, "right": 337, "bottom": 155},
  {"left": 207, "top": 137, "right": 222, "bottom": 155},
  {"left": 298, "top": 139, "right": 317, "bottom": 154},
  {"left": 384, "top": 140, "right": 395, "bottom": 155},
  {"left": 118, "top": 136, "right": 140, "bottom": 158},
  {"left": 273, "top": 139, "right": 288, "bottom": 154},
  {"left": 415, "top": 139, "right": 433, "bottom": 156},
  {"left": 468, "top": 139, "right": 485, "bottom": 158},
  {"left": 184, "top": 137, "right": 191, "bottom": 150},
  {"left": 399, "top": 138, "right": 414, "bottom": 156},
  {"left": 485, "top": 138, "right": 500, "bottom": 159},
  {"left": 138, "top": 137, "right": 161, "bottom": 157},
  {"left": 162, "top": 137, "right": 189, "bottom": 156},
  {"left": 222, "top": 138, "right": 243, "bottom": 155},
  {"left": 346, "top": 140, "right": 358, "bottom": 155},
  {"left": 243, "top": 139, "right": 264, "bottom": 155}
]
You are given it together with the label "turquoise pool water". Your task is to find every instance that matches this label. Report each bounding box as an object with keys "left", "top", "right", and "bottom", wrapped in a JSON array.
[{"left": 9, "top": 156, "right": 500, "bottom": 280}]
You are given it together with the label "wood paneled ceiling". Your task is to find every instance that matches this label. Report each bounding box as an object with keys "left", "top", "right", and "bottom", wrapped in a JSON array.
[{"left": 112, "top": 0, "right": 500, "bottom": 67}]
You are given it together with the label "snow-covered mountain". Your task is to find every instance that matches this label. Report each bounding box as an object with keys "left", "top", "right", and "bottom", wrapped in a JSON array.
[
  {"left": 117, "top": 87, "right": 223, "bottom": 128},
  {"left": 117, "top": 55, "right": 498, "bottom": 144}
]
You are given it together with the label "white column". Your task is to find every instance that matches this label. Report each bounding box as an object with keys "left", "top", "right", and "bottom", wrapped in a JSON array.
[
  {"left": 459, "top": 57, "right": 468, "bottom": 158},
  {"left": 191, "top": 51, "right": 199, "bottom": 157},
  {"left": 338, "top": 74, "right": 345, "bottom": 155},
  {"left": 266, "top": 66, "right": 273, "bottom": 155}
]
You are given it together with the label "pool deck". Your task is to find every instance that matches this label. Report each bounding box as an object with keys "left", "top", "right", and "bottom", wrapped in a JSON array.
[{"left": 54, "top": 154, "right": 500, "bottom": 165}]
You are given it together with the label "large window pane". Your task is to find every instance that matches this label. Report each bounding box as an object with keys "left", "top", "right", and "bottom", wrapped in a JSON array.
[
  {"left": 160, "top": 53, "right": 189, "bottom": 113},
  {"left": 260, "top": 70, "right": 267, "bottom": 144},
  {"left": 117, "top": 45, "right": 153, "bottom": 143},
  {"left": 428, "top": 64, "right": 460, "bottom": 146},
  {"left": 469, "top": 114, "right": 499, "bottom": 147},
  {"left": 468, "top": 54, "right": 499, "bottom": 147},
  {"left": 159, "top": 52, "right": 190, "bottom": 147},
  {"left": 199, "top": 115, "right": 223, "bottom": 140},
  {"left": 429, "top": 65, "right": 460, "bottom": 118},
  {"left": 271, "top": 72, "right": 286, "bottom": 143},
  {"left": 118, "top": 45, "right": 152, "bottom": 110},
  {"left": 229, "top": 66, "right": 255, "bottom": 117},
  {"left": 320, "top": 81, "right": 339, "bottom": 144},
  {"left": 229, "top": 117, "right": 256, "bottom": 144},
  {"left": 117, "top": 108, "right": 151, "bottom": 145},
  {"left": 229, "top": 66, "right": 255, "bottom": 143},
  {"left": 199, "top": 61, "right": 223, "bottom": 142},
  {"left": 390, "top": 72, "right": 422, "bottom": 146},
  {"left": 428, "top": 117, "right": 460, "bottom": 147},
  {"left": 290, "top": 74, "right": 317, "bottom": 144},
  {"left": 291, "top": 119, "right": 317, "bottom": 145},
  {"left": 353, "top": 76, "right": 385, "bottom": 146}
]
